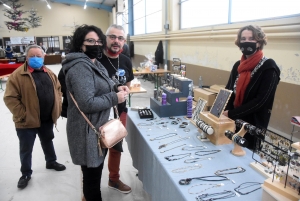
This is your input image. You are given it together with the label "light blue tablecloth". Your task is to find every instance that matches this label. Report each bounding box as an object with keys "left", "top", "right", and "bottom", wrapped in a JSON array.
[{"left": 126, "top": 109, "right": 267, "bottom": 201}]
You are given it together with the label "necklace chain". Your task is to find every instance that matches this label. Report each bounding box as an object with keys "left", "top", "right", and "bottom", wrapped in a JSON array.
[
  {"left": 215, "top": 167, "right": 246, "bottom": 175},
  {"left": 195, "top": 149, "right": 221, "bottom": 156},
  {"left": 165, "top": 153, "right": 191, "bottom": 161},
  {"left": 150, "top": 133, "right": 177, "bottom": 141},
  {"left": 106, "top": 54, "right": 119, "bottom": 78},
  {"left": 182, "top": 145, "right": 207, "bottom": 151},
  {"left": 172, "top": 164, "right": 202, "bottom": 173},
  {"left": 184, "top": 157, "right": 214, "bottom": 163},
  {"left": 160, "top": 144, "right": 186, "bottom": 153},
  {"left": 159, "top": 136, "right": 190, "bottom": 149},
  {"left": 188, "top": 183, "right": 224, "bottom": 194}
]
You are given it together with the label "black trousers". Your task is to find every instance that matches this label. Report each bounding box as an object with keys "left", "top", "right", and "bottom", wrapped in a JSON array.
[
  {"left": 81, "top": 150, "right": 107, "bottom": 201},
  {"left": 16, "top": 120, "right": 57, "bottom": 176}
]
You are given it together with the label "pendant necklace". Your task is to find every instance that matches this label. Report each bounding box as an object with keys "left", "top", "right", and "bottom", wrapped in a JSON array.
[{"left": 106, "top": 54, "right": 119, "bottom": 79}]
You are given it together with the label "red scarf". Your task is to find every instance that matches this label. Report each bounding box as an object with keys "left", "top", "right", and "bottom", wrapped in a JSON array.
[
  {"left": 106, "top": 47, "right": 123, "bottom": 57},
  {"left": 234, "top": 50, "right": 263, "bottom": 108}
]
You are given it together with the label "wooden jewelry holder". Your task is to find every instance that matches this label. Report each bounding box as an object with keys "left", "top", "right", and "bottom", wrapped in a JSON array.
[
  {"left": 200, "top": 111, "right": 235, "bottom": 145},
  {"left": 230, "top": 123, "right": 247, "bottom": 156},
  {"left": 198, "top": 89, "right": 235, "bottom": 145}
]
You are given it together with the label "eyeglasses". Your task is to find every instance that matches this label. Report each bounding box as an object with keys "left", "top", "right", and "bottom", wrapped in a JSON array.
[
  {"left": 84, "top": 39, "right": 103, "bottom": 45},
  {"left": 107, "top": 35, "right": 125, "bottom": 41}
]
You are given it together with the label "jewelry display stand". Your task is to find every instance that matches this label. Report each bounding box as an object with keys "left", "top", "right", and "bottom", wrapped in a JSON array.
[
  {"left": 249, "top": 128, "right": 300, "bottom": 201},
  {"left": 230, "top": 124, "right": 247, "bottom": 156},
  {"left": 197, "top": 89, "right": 234, "bottom": 145},
  {"left": 199, "top": 111, "right": 234, "bottom": 145},
  {"left": 150, "top": 76, "right": 192, "bottom": 117}
]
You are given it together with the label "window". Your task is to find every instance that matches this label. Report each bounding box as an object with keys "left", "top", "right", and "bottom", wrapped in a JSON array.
[
  {"left": 180, "top": 0, "right": 300, "bottom": 29},
  {"left": 181, "top": 0, "right": 229, "bottom": 29},
  {"left": 133, "top": 0, "right": 162, "bottom": 35},
  {"left": 117, "top": 0, "right": 129, "bottom": 35},
  {"left": 231, "top": 0, "right": 300, "bottom": 22}
]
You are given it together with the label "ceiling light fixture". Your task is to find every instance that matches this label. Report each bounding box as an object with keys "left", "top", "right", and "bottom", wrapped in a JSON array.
[
  {"left": 84, "top": 0, "right": 87, "bottom": 9},
  {"left": 0, "top": 0, "right": 11, "bottom": 9},
  {"left": 45, "top": 0, "right": 51, "bottom": 9}
]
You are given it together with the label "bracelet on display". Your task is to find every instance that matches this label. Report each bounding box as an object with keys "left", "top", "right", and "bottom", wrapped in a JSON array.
[
  {"left": 194, "top": 190, "right": 236, "bottom": 200},
  {"left": 234, "top": 182, "right": 262, "bottom": 195},
  {"left": 138, "top": 109, "right": 154, "bottom": 119},
  {"left": 195, "top": 119, "right": 214, "bottom": 135},
  {"left": 215, "top": 167, "right": 246, "bottom": 176}
]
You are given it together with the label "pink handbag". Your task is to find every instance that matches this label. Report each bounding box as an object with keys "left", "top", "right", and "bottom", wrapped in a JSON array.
[{"left": 69, "top": 92, "right": 128, "bottom": 156}]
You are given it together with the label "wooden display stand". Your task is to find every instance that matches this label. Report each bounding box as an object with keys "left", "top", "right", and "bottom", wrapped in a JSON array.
[
  {"left": 260, "top": 142, "right": 300, "bottom": 201},
  {"left": 199, "top": 111, "right": 235, "bottom": 145},
  {"left": 230, "top": 124, "right": 247, "bottom": 156}
]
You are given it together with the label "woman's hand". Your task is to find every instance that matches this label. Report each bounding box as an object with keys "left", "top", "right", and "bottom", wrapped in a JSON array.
[
  {"left": 117, "top": 91, "right": 127, "bottom": 104},
  {"left": 118, "top": 86, "right": 130, "bottom": 94}
]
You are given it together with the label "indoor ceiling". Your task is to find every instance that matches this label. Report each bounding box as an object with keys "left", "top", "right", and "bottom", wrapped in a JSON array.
[
  {"left": 50, "top": 0, "right": 116, "bottom": 12},
  {"left": 0, "top": 0, "right": 116, "bottom": 12}
]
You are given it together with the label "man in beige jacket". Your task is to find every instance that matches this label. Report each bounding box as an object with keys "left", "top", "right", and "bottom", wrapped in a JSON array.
[{"left": 4, "top": 45, "right": 65, "bottom": 189}]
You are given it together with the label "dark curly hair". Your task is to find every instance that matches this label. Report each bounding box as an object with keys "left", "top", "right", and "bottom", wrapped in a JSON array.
[
  {"left": 235, "top": 25, "right": 267, "bottom": 50},
  {"left": 69, "top": 24, "right": 106, "bottom": 53}
]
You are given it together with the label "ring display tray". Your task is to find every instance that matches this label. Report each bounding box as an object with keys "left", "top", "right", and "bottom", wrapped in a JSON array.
[{"left": 138, "top": 109, "right": 154, "bottom": 119}]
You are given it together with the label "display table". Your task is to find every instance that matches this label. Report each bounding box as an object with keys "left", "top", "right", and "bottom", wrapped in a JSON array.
[
  {"left": 125, "top": 109, "right": 267, "bottom": 201},
  {"left": 128, "top": 87, "right": 147, "bottom": 107},
  {"left": 0, "top": 63, "right": 23, "bottom": 76},
  {"left": 133, "top": 69, "right": 170, "bottom": 89},
  {"left": 44, "top": 54, "right": 62, "bottom": 65}
]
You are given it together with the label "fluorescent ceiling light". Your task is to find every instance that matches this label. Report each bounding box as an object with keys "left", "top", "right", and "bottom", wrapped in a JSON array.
[
  {"left": 3, "top": 3, "right": 11, "bottom": 9},
  {"left": 84, "top": 4, "right": 87, "bottom": 9},
  {"left": 47, "top": 4, "right": 51, "bottom": 9}
]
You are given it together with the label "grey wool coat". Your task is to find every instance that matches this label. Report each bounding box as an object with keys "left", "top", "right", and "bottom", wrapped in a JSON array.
[{"left": 62, "top": 53, "right": 119, "bottom": 167}]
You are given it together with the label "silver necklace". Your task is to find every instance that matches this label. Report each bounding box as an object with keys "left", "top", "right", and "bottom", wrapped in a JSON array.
[
  {"left": 172, "top": 164, "right": 202, "bottom": 173},
  {"left": 106, "top": 54, "right": 119, "bottom": 78}
]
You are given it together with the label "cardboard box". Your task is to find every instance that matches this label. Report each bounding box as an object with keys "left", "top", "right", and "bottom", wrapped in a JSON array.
[
  {"left": 193, "top": 88, "right": 217, "bottom": 107},
  {"left": 210, "top": 85, "right": 225, "bottom": 93}
]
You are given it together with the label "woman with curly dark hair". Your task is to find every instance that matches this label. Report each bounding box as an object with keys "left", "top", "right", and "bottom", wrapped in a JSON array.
[
  {"left": 61, "top": 24, "right": 129, "bottom": 201},
  {"left": 223, "top": 25, "right": 280, "bottom": 150}
]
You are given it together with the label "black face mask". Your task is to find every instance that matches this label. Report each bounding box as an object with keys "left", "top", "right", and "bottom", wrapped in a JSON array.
[
  {"left": 239, "top": 42, "right": 257, "bottom": 55},
  {"left": 84, "top": 45, "right": 101, "bottom": 59}
]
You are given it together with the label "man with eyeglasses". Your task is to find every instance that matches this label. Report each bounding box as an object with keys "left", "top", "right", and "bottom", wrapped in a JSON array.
[
  {"left": 4, "top": 45, "right": 66, "bottom": 189},
  {"left": 97, "top": 24, "right": 134, "bottom": 194}
]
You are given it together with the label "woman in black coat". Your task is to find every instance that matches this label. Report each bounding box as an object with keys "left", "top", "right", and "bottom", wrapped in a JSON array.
[{"left": 223, "top": 25, "right": 280, "bottom": 150}]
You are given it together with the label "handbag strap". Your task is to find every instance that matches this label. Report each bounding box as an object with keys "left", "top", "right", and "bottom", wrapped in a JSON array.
[{"left": 68, "top": 91, "right": 120, "bottom": 135}]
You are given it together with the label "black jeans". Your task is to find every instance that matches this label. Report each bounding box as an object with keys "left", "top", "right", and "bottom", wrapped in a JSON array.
[
  {"left": 81, "top": 163, "right": 105, "bottom": 201},
  {"left": 16, "top": 121, "right": 57, "bottom": 176}
]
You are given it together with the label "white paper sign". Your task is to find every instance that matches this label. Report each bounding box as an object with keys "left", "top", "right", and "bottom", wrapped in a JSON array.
[{"left": 10, "top": 36, "right": 35, "bottom": 45}]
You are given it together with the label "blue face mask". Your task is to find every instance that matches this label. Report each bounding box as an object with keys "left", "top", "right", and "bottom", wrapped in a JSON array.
[{"left": 28, "top": 57, "right": 44, "bottom": 69}]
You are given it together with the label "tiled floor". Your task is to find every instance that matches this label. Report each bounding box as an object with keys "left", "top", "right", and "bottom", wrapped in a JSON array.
[{"left": 0, "top": 64, "right": 154, "bottom": 201}]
